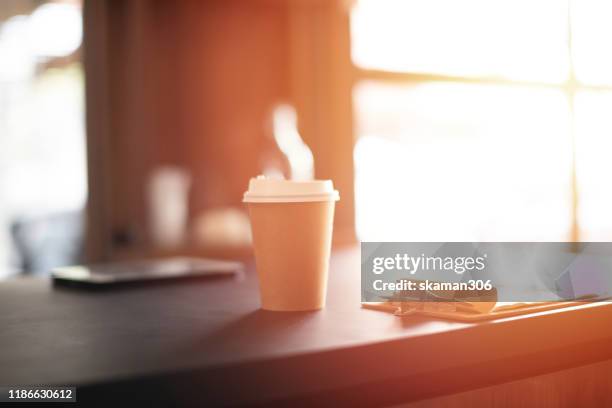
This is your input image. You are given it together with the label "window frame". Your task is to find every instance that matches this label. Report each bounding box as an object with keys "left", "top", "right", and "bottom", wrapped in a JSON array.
[{"left": 350, "top": 3, "right": 612, "bottom": 242}]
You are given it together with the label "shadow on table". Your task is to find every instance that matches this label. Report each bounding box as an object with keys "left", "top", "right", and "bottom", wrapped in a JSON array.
[{"left": 197, "top": 308, "right": 323, "bottom": 349}]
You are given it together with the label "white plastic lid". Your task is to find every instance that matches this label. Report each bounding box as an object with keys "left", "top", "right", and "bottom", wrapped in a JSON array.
[{"left": 243, "top": 176, "right": 340, "bottom": 203}]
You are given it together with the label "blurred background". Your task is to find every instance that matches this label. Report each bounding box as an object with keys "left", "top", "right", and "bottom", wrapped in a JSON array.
[
  {"left": 0, "top": 0, "right": 84, "bottom": 277},
  {"left": 1, "top": 0, "right": 612, "bottom": 278}
]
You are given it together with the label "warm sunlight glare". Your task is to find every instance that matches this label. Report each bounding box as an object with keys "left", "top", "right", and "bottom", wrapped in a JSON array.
[
  {"left": 353, "top": 81, "right": 572, "bottom": 241},
  {"left": 575, "top": 90, "right": 612, "bottom": 239},
  {"left": 351, "top": 0, "right": 569, "bottom": 83},
  {"left": 572, "top": 0, "right": 612, "bottom": 86},
  {"left": 351, "top": 0, "right": 612, "bottom": 242}
]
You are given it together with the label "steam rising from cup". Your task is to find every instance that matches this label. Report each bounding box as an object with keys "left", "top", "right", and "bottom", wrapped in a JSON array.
[{"left": 271, "top": 104, "right": 314, "bottom": 181}]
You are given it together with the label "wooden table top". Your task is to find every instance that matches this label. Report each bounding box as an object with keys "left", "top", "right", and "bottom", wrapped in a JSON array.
[{"left": 2, "top": 248, "right": 612, "bottom": 406}]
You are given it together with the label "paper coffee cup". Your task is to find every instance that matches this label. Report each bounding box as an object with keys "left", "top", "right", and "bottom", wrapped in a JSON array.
[{"left": 243, "top": 176, "right": 339, "bottom": 311}]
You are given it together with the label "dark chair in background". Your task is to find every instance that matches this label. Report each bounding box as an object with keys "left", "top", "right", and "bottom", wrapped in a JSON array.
[{"left": 11, "top": 211, "right": 83, "bottom": 275}]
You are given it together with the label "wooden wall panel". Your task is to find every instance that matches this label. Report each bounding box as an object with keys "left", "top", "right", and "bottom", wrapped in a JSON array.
[
  {"left": 175, "top": 0, "right": 289, "bottom": 211},
  {"left": 86, "top": 0, "right": 289, "bottom": 257},
  {"left": 85, "top": 0, "right": 355, "bottom": 260},
  {"left": 287, "top": 0, "right": 356, "bottom": 242}
]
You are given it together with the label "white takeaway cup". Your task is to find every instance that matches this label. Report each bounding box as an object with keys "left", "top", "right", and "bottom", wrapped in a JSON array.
[{"left": 243, "top": 176, "right": 339, "bottom": 311}]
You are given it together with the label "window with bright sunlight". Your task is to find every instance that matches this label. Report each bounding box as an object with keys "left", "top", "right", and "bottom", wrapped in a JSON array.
[
  {"left": 351, "top": 0, "right": 612, "bottom": 242},
  {"left": 0, "top": 1, "right": 85, "bottom": 277}
]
